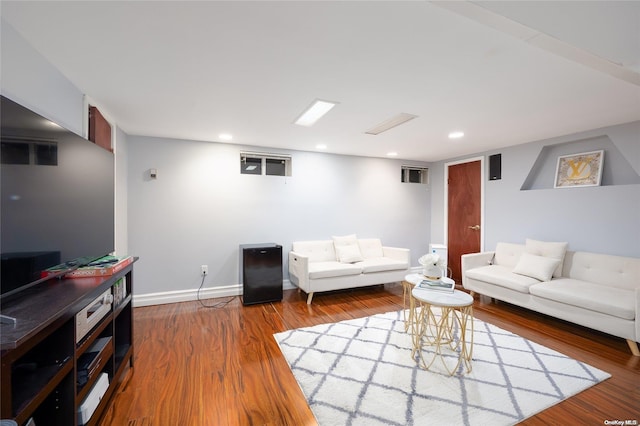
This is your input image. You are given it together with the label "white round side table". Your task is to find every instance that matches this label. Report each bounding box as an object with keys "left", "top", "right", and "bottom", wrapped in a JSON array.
[
  {"left": 411, "top": 286, "right": 474, "bottom": 375},
  {"left": 402, "top": 273, "right": 455, "bottom": 332}
]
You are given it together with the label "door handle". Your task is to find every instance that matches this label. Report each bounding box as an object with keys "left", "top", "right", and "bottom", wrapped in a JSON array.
[{"left": 468, "top": 225, "right": 480, "bottom": 231}]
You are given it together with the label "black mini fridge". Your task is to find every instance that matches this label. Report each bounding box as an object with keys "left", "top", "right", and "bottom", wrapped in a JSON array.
[{"left": 240, "top": 243, "right": 283, "bottom": 305}]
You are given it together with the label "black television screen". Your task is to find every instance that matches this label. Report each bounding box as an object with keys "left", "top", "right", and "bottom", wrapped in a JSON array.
[{"left": 1, "top": 95, "right": 115, "bottom": 299}]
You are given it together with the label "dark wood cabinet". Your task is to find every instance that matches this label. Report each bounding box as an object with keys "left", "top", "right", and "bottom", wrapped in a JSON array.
[
  {"left": 1, "top": 261, "right": 135, "bottom": 425},
  {"left": 88, "top": 106, "right": 112, "bottom": 152}
]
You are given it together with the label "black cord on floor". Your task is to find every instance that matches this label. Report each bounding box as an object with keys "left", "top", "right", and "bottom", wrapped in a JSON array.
[{"left": 197, "top": 274, "right": 236, "bottom": 308}]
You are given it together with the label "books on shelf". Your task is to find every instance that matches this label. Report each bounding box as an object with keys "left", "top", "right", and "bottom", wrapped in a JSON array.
[
  {"left": 419, "top": 278, "right": 455, "bottom": 293},
  {"left": 42, "top": 255, "right": 133, "bottom": 278},
  {"left": 112, "top": 277, "right": 127, "bottom": 306}
]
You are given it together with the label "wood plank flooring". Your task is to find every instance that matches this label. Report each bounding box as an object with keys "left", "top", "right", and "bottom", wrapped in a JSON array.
[{"left": 100, "top": 284, "right": 640, "bottom": 425}]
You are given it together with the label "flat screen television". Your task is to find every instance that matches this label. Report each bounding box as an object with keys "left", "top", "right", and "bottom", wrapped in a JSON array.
[{"left": 1, "top": 95, "right": 115, "bottom": 301}]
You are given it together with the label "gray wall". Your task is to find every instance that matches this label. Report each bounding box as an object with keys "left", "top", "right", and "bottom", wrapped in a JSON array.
[
  {"left": 1, "top": 19, "right": 130, "bottom": 258},
  {"left": 127, "top": 136, "right": 432, "bottom": 296},
  {"left": 431, "top": 121, "right": 640, "bottom": 258},
  {"left": 4, "top": 17, "right": 638, "bottom": 304},
  {"left": 1, "top": 19, "right": 84, "bottom": 135}
]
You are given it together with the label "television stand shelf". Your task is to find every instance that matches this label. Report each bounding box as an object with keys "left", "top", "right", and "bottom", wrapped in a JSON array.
[{"left": 1, "top": 259, "right": 136, "bottom": 426}]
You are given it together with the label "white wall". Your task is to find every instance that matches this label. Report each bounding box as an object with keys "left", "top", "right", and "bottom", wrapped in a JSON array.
[
  {"left": 1, "top": 19, "right": 84, "bottom": 135},
  {"left": 114, "top": 127, "right": 129, "bottom": 256},
  {"left": 431, "top": 121, "right": 640, "bottom": 257},
  {"left": 6, "top": 17, "right": 638, "bottom": 306},
  {"left": 1, "top": 19, "right": 129, "bottom": 258},
  {"left": 127, "top": 136, "right": 432, "bottom": 302}
]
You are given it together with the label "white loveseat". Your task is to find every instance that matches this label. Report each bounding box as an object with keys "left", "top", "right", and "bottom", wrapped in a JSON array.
[
  {"left": 289, "top": 235, "right": 410, "bottom": 304},
  {"left": 461, "top": 239, "right": 640, "bottom": 356}
]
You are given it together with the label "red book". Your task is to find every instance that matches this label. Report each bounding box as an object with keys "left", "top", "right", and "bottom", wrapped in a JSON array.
[
  {"left": 41, "top": 256, "right": 133, "bottom": 279},
  {"left": 64, "top": 256, "right": 133, "bottom": 278}
]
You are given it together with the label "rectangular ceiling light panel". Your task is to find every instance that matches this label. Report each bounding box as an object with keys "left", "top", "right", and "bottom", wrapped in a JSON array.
[
  {"left": 365, "top": 113, "right": 418, "bottom": 135},
  {"left": 294, "top": 99, "right": 338, "bottom": 127}
]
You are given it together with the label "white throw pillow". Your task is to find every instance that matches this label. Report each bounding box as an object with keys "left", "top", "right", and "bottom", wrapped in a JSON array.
[
  {"left": 513, "top": 253, "right": 561, "bottom": 282},
  {"left": 333, "top": 234, "right": 362, "bottom": 263},
  {"left": 333, "top": 234, "right": 358, "bottom": 247},
  {"left": 335, "top": 244, "right": 364, "bottom": 263},
  {"left": 525, "top": 239, "right": 568, "bottom": 278}
]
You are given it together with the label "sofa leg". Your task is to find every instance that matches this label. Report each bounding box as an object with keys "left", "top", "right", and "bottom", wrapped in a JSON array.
[
  {"left": 306, "top": 292, "right": 314, "bottom": 305},
  {"left": 626, "top": 339, "right": 640, "bottom": 356}
]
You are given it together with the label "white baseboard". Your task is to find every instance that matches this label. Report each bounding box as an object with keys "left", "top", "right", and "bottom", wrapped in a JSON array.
[{"left": 133, "top": 279, "right": 296, "bottom": 307}]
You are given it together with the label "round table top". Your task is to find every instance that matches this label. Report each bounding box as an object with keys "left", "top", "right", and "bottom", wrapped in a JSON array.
[
  {"left": 404, "top": 273, "right": 455, "bottom": 287},
  {"left": 411, "top": 287, "right": 474, "bottom": 307}
]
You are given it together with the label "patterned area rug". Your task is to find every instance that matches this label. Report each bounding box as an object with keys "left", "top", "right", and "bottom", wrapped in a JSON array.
[{"left": 274, "top": 310, "right": 610, "bottom": 426}]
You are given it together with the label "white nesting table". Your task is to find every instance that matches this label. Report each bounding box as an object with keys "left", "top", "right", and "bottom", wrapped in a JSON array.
[
  {"left": 402, "top": 273, "right": 455, "bottom": 332},
  {"left": 411, "top": 286, "right": 474, "bottom": 375}
]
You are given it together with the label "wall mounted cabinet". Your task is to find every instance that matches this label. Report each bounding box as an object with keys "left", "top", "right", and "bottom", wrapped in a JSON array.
[{"left": 88, "top": 106, "right": 112, "bottom": 152}]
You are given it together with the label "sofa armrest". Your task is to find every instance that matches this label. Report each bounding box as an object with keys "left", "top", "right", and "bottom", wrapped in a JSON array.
[
  {"left": 382, "top": 246, "right": 410, "bottom": 264},
  {"left": 461, "top": 251, "right": 495, "bottom": 288},
  {"left": 288, "top": 251, "right": 310, "bottom": 291}
]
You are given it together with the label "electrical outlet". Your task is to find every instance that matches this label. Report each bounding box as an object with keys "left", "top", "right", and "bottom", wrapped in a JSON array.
[{"left": 201, "top": 265, "right": 208, "bottom": 276}]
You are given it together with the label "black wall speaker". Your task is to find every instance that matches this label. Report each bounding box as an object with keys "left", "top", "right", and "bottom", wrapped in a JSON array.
[{"left": 489, "top": 154, "right": 502, "bottom": 180}]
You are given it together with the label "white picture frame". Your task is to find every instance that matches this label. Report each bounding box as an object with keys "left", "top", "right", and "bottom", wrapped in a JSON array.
[{"left": 554, "top": 150, "right": 604, "bottom": 188}]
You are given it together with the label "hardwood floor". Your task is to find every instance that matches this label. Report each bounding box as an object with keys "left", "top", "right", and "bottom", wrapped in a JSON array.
[{"left": 100, "top": 284, "right": 640, "bottom": 425}]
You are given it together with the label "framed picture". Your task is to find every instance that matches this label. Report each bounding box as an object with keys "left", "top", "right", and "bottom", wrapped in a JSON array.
[{"left": 554, "top": 150, "right": 604, "bottom": 188}]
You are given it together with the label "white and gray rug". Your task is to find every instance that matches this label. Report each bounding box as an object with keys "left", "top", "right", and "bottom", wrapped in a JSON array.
[{"left": 274, "top": 309, "right": 610, "bottom": 426}]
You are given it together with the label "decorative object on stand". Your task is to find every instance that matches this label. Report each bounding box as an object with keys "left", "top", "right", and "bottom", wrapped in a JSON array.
[
  {"left": 554, "top": 150, "right": 604, "bottom": 188},
  {"left": 418, "top": 251, "right": 444, "bottom": 280}
]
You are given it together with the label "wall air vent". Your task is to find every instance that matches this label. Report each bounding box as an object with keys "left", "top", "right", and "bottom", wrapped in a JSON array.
[{"left": 365, "top": 113, "right": 417, "bottom": 135}]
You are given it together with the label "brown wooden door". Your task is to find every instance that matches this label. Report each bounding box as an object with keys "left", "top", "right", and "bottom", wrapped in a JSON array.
[{"left": 447, "top": 160, "right": 481, "bottom": 283}]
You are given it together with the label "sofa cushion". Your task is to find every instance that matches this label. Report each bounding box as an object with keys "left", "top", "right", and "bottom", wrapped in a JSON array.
[
  {"left": 494, "top": 242, "right": 526, "bottom": 269},
  {"left": 563, "top": 251, "right": 640, "bottom": 291},
  {"left": 465, "top": 265, "right": 540, "bottom": 293},
  {"left": 525, "top": 239, "right": 568, "bottom": 278},
  {"left": 308, "top": 261, "right": 362, "bottom": 279},
  {"left": 332, "top": 234, "right": 363, "bottom": 262},
  {"left": 513, "top": 253, "right": 561, "bottom": 282},
  {"left": 335, "top": 244, "right": 364, "bottom": 263},
  {"left": 292, "top": 240, "right": 337, "bottom": 262},
  {"left": 354, "top": 257, "right": 408, "bottom": 273},
  {"left": 358, "top": 238, "right": 385, "bottom": 259},
  {"left": 529, "top": 279, "right": 635, "bottom": 320}
]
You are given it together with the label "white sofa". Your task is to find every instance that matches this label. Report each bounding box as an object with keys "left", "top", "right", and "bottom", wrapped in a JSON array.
[
  {"left": 289, "top": 235, "right": 410, "bottom": 304},
  {"left": 461, "top": 239, "right": 640, "bottom": 356}
]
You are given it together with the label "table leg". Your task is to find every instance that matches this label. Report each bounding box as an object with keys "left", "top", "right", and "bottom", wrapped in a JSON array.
[
  {"left": 414, "top": 303, "right": 474, "bottom": 375},
  {"left": 403, "top": 280, "right": 418, "bottom": 333}
]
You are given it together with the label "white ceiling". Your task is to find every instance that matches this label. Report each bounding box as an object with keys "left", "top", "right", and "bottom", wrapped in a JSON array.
[{"left": 2, "top": 1, "right": 639, "bottom": 162}]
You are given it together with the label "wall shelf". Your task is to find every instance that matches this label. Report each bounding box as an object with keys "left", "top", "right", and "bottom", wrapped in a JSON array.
[{"left": 520, "top": 135, "right": 640, "bottom": 190}]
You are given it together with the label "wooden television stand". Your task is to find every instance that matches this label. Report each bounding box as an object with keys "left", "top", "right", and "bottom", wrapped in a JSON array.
[{"left": 1, "top": 259, "right": 136, "bottom": 426}]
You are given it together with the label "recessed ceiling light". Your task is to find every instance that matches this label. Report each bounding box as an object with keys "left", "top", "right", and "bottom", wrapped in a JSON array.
[
  {"left": 219, "top": 133, "right": 233, "bottom": 141},
  {"left": 448, "top": 131, "right": 465, "bottom": 139},
  {"left": 365, "top": 113, "right": 417, "bottom": 135},
  {"left": 387, "top": 152, "right": 398, "bottom": 157},
  {"left": 316, "top": 144, "right": 327, "bottom": 150},
  {"left": 294, "top": 99, "right": 338, "bottom": 127}
]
